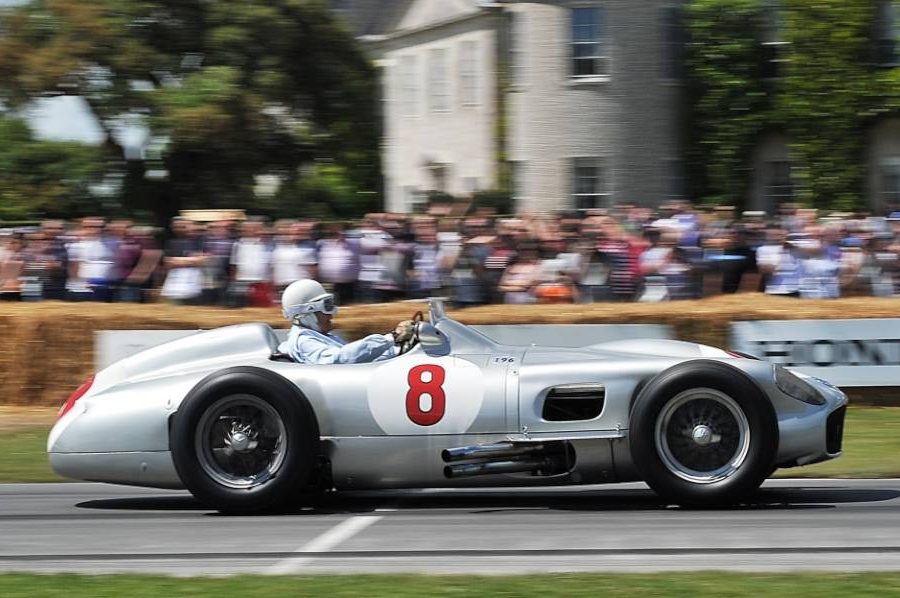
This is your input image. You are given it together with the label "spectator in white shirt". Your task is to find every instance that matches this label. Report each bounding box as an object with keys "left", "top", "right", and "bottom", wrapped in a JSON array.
[
  {"left": 317, "top": 223, "right": 360, "bottom": 304},
  {"left": 229, "top": 219, "right": 273, "bottom": 307},
  {"left": 272, "top": 220, "right": 318, "bottom": 296},
  {"left": 67, "top": 218, "right": 113, "bottom": 302}
]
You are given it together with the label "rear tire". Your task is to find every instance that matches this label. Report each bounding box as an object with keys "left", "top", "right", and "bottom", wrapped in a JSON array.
[
  {"left": 171, "top": 367, "right": 320, "bottom": 514},
  {"left": 629, "top": 360, "right": 777, "bottom": 506}
]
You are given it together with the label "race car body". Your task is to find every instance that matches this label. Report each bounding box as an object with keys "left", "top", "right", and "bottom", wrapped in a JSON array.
[{"left": 48, "top": 300, "right": 847, "bottom": 512}]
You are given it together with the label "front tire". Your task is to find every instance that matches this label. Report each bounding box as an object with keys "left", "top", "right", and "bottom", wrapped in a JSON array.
[
  {"left": 171, "top": 367, "right": 320, "bottom": 514},
  {"left": 629, "top": 360, "right": 777, "bottom": 506}
]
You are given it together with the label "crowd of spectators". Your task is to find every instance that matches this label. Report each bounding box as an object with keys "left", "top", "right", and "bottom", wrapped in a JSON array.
[{"left": 1, "top": 201, "right": 900, "bottom": 307}]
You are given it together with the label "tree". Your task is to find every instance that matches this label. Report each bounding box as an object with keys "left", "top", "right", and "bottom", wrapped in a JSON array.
[
  {"left": 685, "top": 0, "right": 886, "bottom": 211},
  {"left": 0, "top": 117, "right": 106, "bottom": 221},
  {"left": 0, "top": 0, "right": 381, "bottom": 224},
  {"left": 779, "top": 0, "right": 876, "bottom": 210},
  {"left": 685, "top": 0, "right": 772, "bottom": 206}
]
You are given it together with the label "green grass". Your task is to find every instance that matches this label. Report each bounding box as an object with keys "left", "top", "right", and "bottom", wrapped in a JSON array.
[
  {"left": 0, "top": 428, "right": 63, "bottom": 482},
  {"left": 2, "top": 407, "right": 899, "bottom": 483},
  {"left": 2, "top": 573, "right": 900, "bottom": 597},
  {"left": 776, "top": 406, "right": 900, "bottom": 478}
]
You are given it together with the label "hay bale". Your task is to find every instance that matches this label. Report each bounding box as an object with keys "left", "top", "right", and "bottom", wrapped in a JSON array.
[{"left": 4, "top": 296, "right": 900, "bottom": 406}]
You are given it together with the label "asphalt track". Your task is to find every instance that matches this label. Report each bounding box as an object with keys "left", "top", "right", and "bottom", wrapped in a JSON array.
[{"left": 1, "top": 479, "right": 899, "bottom": 575}]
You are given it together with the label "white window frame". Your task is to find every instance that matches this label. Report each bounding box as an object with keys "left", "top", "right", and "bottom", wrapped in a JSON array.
[
  {"left": 428, "top": 48, "right": 450, "bottom": 113},
  {"left": 459, "top": 40, "right": 479, "bottom": 107},
  {"left": 570, "top": 5, "right": 609, "bottom": 81},
  {"left": 399, "top": 55, "right": 417, "bottom": 117},
  {"left": 509, "top": 11, "right": 526, "bottom": 88},
  {"left": 572, "top": 157, "right": 610, "bottom": 210}
]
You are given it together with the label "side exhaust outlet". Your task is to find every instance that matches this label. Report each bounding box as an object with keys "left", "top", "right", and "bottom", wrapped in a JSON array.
[{"left": 441, "top": 441, "right": 570, "bottom": 479}]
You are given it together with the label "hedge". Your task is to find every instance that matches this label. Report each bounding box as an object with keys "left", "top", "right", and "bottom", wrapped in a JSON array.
[{"left": 4, "top": 295, "right": 900, "bottom": 406}]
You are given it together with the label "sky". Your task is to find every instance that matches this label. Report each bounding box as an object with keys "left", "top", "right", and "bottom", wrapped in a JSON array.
[
  {"left": 26, "top": 97, "right": 106, "bottom": 144},
  {"left": 2, "top": 0, "right": 121, "bottom": 146}
]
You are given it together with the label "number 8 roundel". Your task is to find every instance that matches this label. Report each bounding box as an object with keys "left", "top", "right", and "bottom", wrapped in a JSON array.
[
  {"left": 406, "top": 364, "right": 446, "bottom": 426},
  {"left": 368, "top": 356, "right": 484, "bottom": 435}
]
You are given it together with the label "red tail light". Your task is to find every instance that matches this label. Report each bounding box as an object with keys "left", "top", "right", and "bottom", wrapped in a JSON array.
[{"left": 56, "top": 375, "right": 95, "bottom": 422}]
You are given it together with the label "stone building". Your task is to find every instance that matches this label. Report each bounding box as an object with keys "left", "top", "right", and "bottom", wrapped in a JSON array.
[
  {"left": 365, "top": 0, "right": 684, "bottom": 213},
  {"left": 356, "top": 1, "right": 900, "bottom": 215}
]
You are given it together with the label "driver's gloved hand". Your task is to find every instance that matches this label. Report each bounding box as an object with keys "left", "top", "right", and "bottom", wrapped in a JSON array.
[{"left": 392, "top": 320, "right": 416, "bottom": 344}]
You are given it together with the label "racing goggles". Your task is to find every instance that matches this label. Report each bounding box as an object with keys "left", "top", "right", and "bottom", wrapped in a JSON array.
[{"left": 299, "top": 294, "right": 337, "bottom": 315}]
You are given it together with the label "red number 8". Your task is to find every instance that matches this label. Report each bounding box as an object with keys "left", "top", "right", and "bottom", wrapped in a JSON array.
[{"left": 406, "top": 364, "right": 446, "bottom": 426}]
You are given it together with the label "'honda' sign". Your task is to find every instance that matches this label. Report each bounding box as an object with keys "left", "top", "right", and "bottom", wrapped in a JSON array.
[{"left": 731, "top": 319, "right": 900, "bottom": 387}]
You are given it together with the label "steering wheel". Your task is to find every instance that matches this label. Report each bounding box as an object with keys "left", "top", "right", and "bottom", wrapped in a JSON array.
[{"left": 398, "top": 311, "right": 424, "bottom": 355}]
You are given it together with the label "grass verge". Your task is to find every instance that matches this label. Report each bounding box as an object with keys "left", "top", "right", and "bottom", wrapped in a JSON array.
[
  {"left": 0, "top": 427, "right": 63, "bottom": 482},
  {"left": 775, "top": 406, "right": 900, "bottom": 478},
  {"left": 2, "top": 573, "right": 900, "bottom": 597},
  {"left": 2, "top": 407, "right": 899, "bottom": 483}
]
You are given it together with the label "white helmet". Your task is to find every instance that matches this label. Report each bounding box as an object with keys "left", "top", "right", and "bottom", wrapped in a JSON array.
[{"left": 281, "top": 279, "right": 337, "bottom": 328}]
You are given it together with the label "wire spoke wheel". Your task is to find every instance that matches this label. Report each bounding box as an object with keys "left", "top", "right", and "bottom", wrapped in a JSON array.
[
  {"left": 195, "top": 394, "right": 287, "bottom": 489},
  {"left": 655, "top": 388, "right": 750, "bottom": 484}
]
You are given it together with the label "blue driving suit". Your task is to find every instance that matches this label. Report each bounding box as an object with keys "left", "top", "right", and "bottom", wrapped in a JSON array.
[{"left": 278, "top": 326, "right": 398, "bottom": 364}]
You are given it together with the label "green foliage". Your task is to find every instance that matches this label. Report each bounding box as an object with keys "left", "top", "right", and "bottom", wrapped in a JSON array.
[
  {"left": 273, "top": 161, "right": 376, "bottom": 220},
  {"left": 0, "top": 117, "right": 106, "bottom": 220},
  {"left": 0, "top": 0, "right": 381, "bottom": 223},
  {"left": 685, "top": 0, "right": 772, "bottom": 206},
  {"left": 779, "top": 0, "right": 877, "bottom": 210},
  {"left": 686, "top": 0, "right": 892, "bottom": 211}
]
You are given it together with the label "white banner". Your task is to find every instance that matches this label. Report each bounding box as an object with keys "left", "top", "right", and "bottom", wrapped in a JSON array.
[{"left": 731, "top": 319, "right": 900, "bottom": 387}]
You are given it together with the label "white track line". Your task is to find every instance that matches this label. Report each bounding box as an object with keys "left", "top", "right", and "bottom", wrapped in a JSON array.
[{"left": 265, "top": 515, "right": 383, "bottom": 575}]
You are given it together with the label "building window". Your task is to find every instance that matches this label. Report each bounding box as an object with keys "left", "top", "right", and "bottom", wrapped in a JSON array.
[
  {"left": 880, "top": 159, "right": 900, "bottom": 211},
  {"left": 660, "top": 6, "right": 683, "bottom": 80},
  {"left": 573, "top": 157, "right": 609, "bottom": 210},
  {"left": 664, "top": 158, "right": 686, "bottom": 200},
  {"left": 428, "top": 48, "right": 449, "bottom": 112},
  {"left": 763, "top": 160, "right": 793, "bottom": 208},
  {"left": 508, "top": 161, "right": 523, "bottom": 201},
  {"left": 571, "top": 6, "right": 608, "bottom": 79},
  {"left": 459, "top": 40, "right": 479, "bottom": 106},
  {"left": 427, "top": 162, "right": 450, "bottom": 193},
  {"left": 509, "top": 12, "right": 526, "bottom": 87},
  {"left": 404, "top": 186, "right": 427, "bottom": 213},
  {"left": 877, "top": 1, "right": 899, "bottom": 67},
  {"left": 762, "top": 0, "right": 789, "bottom": 79},
  {"left": 399, "top": 55, "right": 417, "bottom": 117}
]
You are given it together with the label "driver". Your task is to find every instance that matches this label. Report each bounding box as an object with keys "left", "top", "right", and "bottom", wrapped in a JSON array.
[{"left": 277, "top": 279, "right": 416, "bottom": 364}]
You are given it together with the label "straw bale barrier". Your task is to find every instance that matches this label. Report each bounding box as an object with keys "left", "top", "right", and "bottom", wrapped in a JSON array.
[{"left": 3, "top": 295, "right": 900, "bottom": 407}]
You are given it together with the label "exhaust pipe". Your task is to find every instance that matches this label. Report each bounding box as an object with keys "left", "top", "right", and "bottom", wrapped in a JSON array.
[
  {"left": 442, "top": 442, "right": 544, "bottom": 463},
  {"left": 444, "top": 456, "right": 556, "bottom": 478}
]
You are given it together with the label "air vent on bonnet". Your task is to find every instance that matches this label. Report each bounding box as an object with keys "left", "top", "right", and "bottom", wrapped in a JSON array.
[{"left": 542, "top": 384, "right": 605, "bottom": 421}]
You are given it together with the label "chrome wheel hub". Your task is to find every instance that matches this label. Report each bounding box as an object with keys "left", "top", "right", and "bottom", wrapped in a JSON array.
[
  {"left": 691, "top": 424, "right": 719, "bottom": 447},
  {"left": 655, "top": 388, "right": 751, "bottom": 484},
  {"left": 195, "top": 394, "right": 287, "bottom": 489},
  {"left": 225, "top": 423, "right": 258, "bottom": 453}
]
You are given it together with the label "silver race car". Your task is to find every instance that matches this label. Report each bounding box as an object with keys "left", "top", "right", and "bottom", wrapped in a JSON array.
[{"left": 48, "top": 300, "right": 847, "bottom": 513}]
